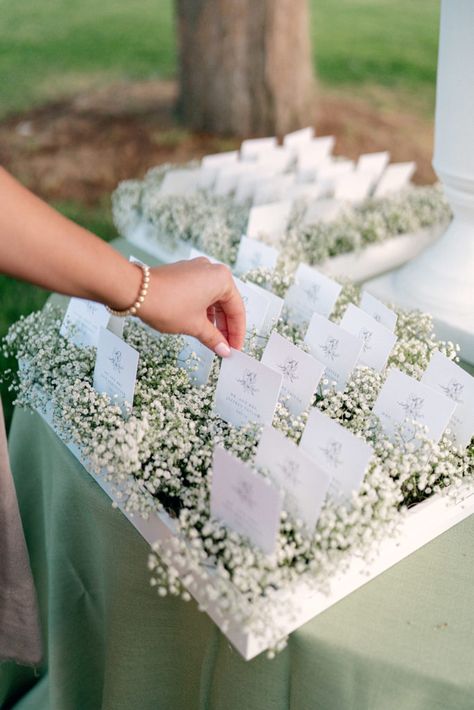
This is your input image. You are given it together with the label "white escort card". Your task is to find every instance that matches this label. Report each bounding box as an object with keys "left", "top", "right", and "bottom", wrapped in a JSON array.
[
  {"left": 302, "top": 198, "right": 346, "bottom": 226},
  {"left": 60, "top": 298, "right": 110, "bottom": 348},
  {"left": 296, "top": 136, "right": 335, "bottom": 180},
  {"left": 254, "top": 425, "right": 331, "bottom": 531},
  {"left": 373, "top": 162, "right": 416, "bottom": 198},
  {"left": 359, "top": 291, "right": 398, "bottom": 332},
  {"left": 356, "top": 151, "right": 390, "bottom": 182},
  {"left": 234, "top": 236, "right": 279, "bottom": 275},
  {"left": 246, "top": 282, "right": 283, "bottom": 337},
  {"left": 253, "top": 174, "right": 296, "bottom": 206},
  {"left": 233, "top": 169, "right": 275, "bottom": 204},
  {"left": 300, "top": 407, "right": 373, "bottom": 503},
  {"left": 214, "top": 348, "right": 282, "bottom": 428},
  {"left": 234, "top": 278, "right": 271, "bottom": 335},
  {"left": 159, "top": 169, "right": 199, "bottom": 196},
  {"left": 210, "top": 446, "right": 283, "bottom": 555},
  {"left": 284, "top": 264, "right": 341, "bottom": 325},
  {"left": 333, "top": 170, "right": 374, "bottom": 204},
  {"left": 240, "top": 136, "right": 277, "bottom": 160},
  {"left": 178, "top": 336, "right": 215, "bottom": 387},
  {"left": 340, "top": 304, "right": 397, "bottom": 372},
  {"left": 256, "top": 147, "right": 294, "bottom": 174},
  {"left": 420, "top": 350, "right": 474, "bottom": 448},
  {"left": 246, "top": 201, "right": 292, "bottom": 243},
  {"left": 93, "top": 327, "right": 139, "bottom": 413},
  {"left": 213, "top": 163, "right": 254, "bottom": 196},
  {"left": 372, "top": 368, "right": 456, "bottom": 446},
  {"left": 262, "top": 332, "right": 325, "bottom": 416},
  {"left": 283, "top": 126, "right": 315, "bottom": 151},
  {"left": 304, "top": 313, "right": 363, "bottom": 391}
]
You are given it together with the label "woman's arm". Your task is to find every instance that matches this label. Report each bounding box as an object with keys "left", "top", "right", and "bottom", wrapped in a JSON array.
[{"left": 0, "top": 168, "right": 245, "bottom": 355}]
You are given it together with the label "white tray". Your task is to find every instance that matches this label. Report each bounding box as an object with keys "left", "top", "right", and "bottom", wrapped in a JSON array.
[{"left": 36, "top": 403, "right": 474, "bottom": 661}]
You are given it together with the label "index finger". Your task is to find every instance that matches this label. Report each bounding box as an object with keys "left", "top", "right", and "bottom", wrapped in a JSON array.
[{"left": 217, "top": 277, "right": 246, "bottom": 350}]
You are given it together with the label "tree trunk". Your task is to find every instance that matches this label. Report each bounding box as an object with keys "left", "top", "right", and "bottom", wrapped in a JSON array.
[{"left": 175, "top": 0, "right": 316, "bottom": 136}]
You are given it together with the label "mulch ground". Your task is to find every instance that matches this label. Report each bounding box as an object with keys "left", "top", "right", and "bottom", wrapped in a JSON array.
[{"left": 0, "top": 79, "right": 436, "bottom": 206}]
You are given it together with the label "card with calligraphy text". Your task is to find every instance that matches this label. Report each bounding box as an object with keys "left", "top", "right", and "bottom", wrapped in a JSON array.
[
  {"left": 420, "top": 350, "right": 474, "bottom": 448},
  {"left": 93, "top": 327, "right": 139, "bottom": 414},
  {"left": 214, "top": 348, "right": 282, "bottom": 428},
  {"left": 340, "top": 303, "right": 397, "bottom": 372},
  {"left": 372, "top": 368, "right": 456, "bottom": 446},
  {"left": 60, "top": 298, "right": 110, "bottom": 348},
  {"left": 359, "top": 291, "right": 398, "bottom": 332},
  {"left": 210, "top": 446, "right": 283, "bottom": 555},
  {"left": 300, "top": 407, "right": 373, "bottom": 503},
  {"left": 254, "top": 425, "right": 330, "bottom": 531},
  {"left": 304, "top": 313, "right": 363, "bottom": 391},
  {"left": 262, "top": 332, "right": 325, "bottom": 416},
  {"left": 234, "top": 236, "right": 279, "bottom": 275}
]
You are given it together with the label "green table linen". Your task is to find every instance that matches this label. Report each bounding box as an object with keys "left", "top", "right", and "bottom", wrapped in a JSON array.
[{"left": 1, "top": 238, "right": 474, "bottom": 709}]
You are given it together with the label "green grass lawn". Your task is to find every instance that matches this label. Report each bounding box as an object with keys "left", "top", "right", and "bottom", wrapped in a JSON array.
[
  {"left": 0, "top": 0, "right": 440, "bottom": 429},
  {"left": 0, "top": 0, "right": 439, "bottom": 119}
]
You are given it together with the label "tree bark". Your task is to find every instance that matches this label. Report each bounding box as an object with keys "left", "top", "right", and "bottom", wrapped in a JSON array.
[{"left": 175, "top": 0, "right": 316, "bottom": 136}]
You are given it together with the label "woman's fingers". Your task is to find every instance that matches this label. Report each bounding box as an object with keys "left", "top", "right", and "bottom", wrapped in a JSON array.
[
  {"left": 213, "top": 265, "right": 246, "bottom": 350},
  {"left": 196, "top": 317, "right": 231, "bottom": 357}
]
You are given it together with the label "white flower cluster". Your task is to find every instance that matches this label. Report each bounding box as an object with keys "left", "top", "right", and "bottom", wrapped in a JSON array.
[
  {"left": 112, "top": 166, "right": 451, "bottom": 268},
  {"left": 3, "top": 279, "right": 472, "bottom": 653}
]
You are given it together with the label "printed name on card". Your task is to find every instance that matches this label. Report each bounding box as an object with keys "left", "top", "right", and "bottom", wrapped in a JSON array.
[
  {"left": 234, "top": 236, "right": 279, "bottom": 275},
  {"left": 254, "top": 425, "right": 330, "bottom": 532},
  {"left": 93, "top": 327, "right": 139, "bottom": 414},
  {"left": 284, "top": 264, "right": 342, "bottom": 325},
  {"left": 372, "top": 368, "right": 457, "bottom": 447},
  {"left": 304, "top": 313, "right": 363, "bottom": 391},
  {"left": 359, "top": 291, "right": 398, "bottom": 332},
  {"left": 177, "top": 335, "right": 215, "bottom": 387},
  {"left": 210, "top": 446, "right": 283, "bottom": 555},
  {"left": 300, "top": 407, "right": 373, "bottom": 503},
  {"left": 262, "top": 332, "right": 325, "bottom": 416},
  {"left": 340, "top": 303, "right": 397, "bottom": 372},
  {"left": 214, "top": 348, "right": 282, "bottom": 428},
  {"left": 420, "top": 350, "right": 474, "bottom": 448},
  {"left": 60, "top": 298, "right": 110, "bottom": 348}
]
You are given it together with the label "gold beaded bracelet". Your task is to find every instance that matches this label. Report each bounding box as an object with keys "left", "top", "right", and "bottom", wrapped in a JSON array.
[{"left": 106, "top": 263, "right": 151, "bottom": 317}]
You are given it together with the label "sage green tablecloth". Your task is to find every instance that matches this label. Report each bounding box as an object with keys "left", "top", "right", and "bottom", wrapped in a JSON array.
[{"left": 1, "top": 238, "right": 474, "bottom": 709}]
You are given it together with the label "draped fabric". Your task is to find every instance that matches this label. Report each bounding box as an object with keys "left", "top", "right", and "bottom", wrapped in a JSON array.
[
  {"left": 1, "top": 407, "right": 473, "bottom": 710},
  {"left": 0, "top": 401, "right": 42, "bottom": 667}
]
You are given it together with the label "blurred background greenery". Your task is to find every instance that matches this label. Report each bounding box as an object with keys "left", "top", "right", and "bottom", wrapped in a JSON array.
[{"left": 0, "top": 0, "right": 440, "bottom": 428}]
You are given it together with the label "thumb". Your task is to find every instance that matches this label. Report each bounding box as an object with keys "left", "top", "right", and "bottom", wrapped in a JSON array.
[{"left": 196, "top": 318, "right": 231, "bottom": 357}]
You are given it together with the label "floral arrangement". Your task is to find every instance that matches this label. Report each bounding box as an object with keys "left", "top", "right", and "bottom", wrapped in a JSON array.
[
  {"left": 3, "top": 276, "right": 472, "bottom": 654},
  {"left": 112, "top": 165, "right": 451, "bottom": 269}
]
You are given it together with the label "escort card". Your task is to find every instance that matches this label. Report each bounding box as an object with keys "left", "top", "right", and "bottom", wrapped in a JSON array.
[
  {"left": 234, "top": 236, "right": 279, "bottom": 275},
  {"left": 296, "top": 136, "right": 335, "bottom": 180},
  {"left": 294, "top": 263, "right": 342, "bottom": 318},
  {"left": 333, "top": 170, "right": 374, "bottom": 204},
  {"left": 93, "top": 327, "right": 139, "bottom": 413},
  {"left": 359, "top": 291, "right": 398, "bottom": 332},
  {"left": 210, "top": 446, "right": 283, "bottom": 555},
  {"left": 262, "top": 332, "right": 325, "bottom": 416},
  {"left": 372, "top": 368, "right": 456, "bottom": 446},
  {"left": 300, "top": 407, "right": 373, "bottom": 503},
  {"left": 340, "top": 303, "right": 397, "bottom": 372},
  {"left": 356, "top": 151, "right": 390, "bottom": 182},
  {"left": 213, "top": 163, "right": 254, "bottom": 196},
  {"left": 178, "top": 335, "right": 215, "bottom": 387},
  {"left": 304, "top": 313, "right": 363, "bottom": 391},
  {"left": 240, "top": 136, "right": 277, "bottom": 160},
  {"left": 254, "top": 425, "right": 331, "bottom": 531},
  {"left": 246, "top": 201, "right": 292, "bottom": 243},
  {"left": 214, "top": 348, "right": 283, "bottom": 428},
  {"left": 420, "top": 350, "right": 474, "bottom": 448},
  {"left": 159, "top": 169, "right": 199, "bottom": 197},
  {"left": 373, "top": 162, "right": 416, "bottom": 198},
  {"left": 253, "top": 174, "right": 296, "bottom": 206},
  {"left": 60, "top": 298, "right": 110, "bottom": 348},
  {"left": 283, "top": 126, "right": 315, "bottom": 151},
  {"left": 234, "top": 278, "right": 271, "bottom": 335},
  {"left": 247, "top": 282, "right": 283, "bottom": 336}
]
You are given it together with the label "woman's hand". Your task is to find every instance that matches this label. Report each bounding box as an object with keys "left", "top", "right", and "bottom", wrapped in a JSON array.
[{"left": 139, "top": 257, "right": 246, "bottom": 356}]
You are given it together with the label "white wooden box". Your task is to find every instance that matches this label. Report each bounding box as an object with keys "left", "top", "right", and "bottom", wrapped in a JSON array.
[{"left": 36, "top": 405, "right": 474, "bottom": 661}]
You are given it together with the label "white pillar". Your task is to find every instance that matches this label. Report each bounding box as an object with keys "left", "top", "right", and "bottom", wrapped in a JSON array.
[{"left": 366, "top": 0, "right": 474, "bottom": 362}]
